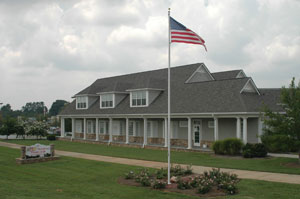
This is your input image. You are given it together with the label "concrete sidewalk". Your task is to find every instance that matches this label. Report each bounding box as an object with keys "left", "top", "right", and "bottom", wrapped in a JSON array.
[
  {"left": 1, "top": 141, "right": 300, "bottom": 185},
  {"left": 268, "top": 153, "right": 299, "bottom": 159}
]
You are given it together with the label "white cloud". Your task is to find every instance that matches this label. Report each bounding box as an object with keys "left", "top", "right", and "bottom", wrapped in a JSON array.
[{"left": 0, "top": 0, "right": 299, "bottom": 109}]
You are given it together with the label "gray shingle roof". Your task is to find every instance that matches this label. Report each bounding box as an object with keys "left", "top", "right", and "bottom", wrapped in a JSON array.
[
  {"left": 60, "top": 63, "right": 282, "bottom": 116},
  {"left": 212, "top": 70, "right": 242, "bottom": 80}
]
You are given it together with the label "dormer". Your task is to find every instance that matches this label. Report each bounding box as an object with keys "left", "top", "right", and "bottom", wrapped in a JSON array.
[
  {"left": 126, "top": 88, "right": 163, "bottom": 107},
  {"left": 185, "top": 63, "right": 215, "bottom": 83},
  {"left": 97, "top": 92, "right": 127, "bottom": 109},
  {"left": 74, "top": 94, "right": 98, "bottom": 110},
  {"left": 240, "top": 79, "right": 260, "bottom": 95},
  {"left": 236, "top": 70, "right": 247, "bottom": 78}
]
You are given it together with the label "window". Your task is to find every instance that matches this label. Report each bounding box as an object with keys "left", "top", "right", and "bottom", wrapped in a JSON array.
[
  {"left": 179, "top": 121, "right": 188, "bottom": 128},
  {"left": 87, "top": 120, "right": 95, "bottom": 134},
  {"left": 208, "top": 121, "right": 214, "bottom": 128},
  {"left": 76, "top": 96, "right": 87, "bottom": 109},
  {"left": 99, "top": 121, "right": 107, "bottom": 134},
  {"left": 131, "top": 91, "right": 147, "bottom": 107},
  {"left": 129, "top": 121, "right": 134, "bottom": 136},
  {"left": 100, "top": 94, "right": 114, "bottom": 108}
]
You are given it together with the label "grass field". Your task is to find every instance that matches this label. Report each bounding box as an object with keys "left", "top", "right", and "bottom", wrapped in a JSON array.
[
  {"left": 2, "top": 139, "right": 300, "bottom": 175},
  {"left": 1, "top": 146, "right": 300, "bottom": 199}
]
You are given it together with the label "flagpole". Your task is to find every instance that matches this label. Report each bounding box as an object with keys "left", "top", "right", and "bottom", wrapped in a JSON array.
[{"left": 167, "top": 7, "right": 171, "bottom": 185}]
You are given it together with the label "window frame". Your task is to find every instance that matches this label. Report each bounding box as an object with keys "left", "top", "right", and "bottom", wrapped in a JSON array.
[
  {"left": 76, "top": 96, "right": 88, "bottom": 110},
  {"left": 100, "top": 94, "right": 115, "bottom": 109},
  {"left": 208, "top": 121, "right": 215, "bottom": 128},
  {"left": 130, "top": 91, "right": 148, "bottom": 107}
]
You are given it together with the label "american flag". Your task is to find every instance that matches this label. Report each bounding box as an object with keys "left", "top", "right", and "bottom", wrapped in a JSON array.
[{"left": 170, "top": 17, "right": 207, "bottom": 51}]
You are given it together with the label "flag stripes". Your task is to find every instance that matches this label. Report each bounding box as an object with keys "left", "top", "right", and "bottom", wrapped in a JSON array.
[{"left": 170, "top": 17, "right": 207, "bottom": 51}]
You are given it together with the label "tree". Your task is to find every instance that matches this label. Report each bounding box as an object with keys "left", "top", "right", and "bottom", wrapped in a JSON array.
[
  {"left": 49, "top": 100, "right": 69, "bottom": 116},
  {"left": 263, "top": 78, "right": 300, "bottom": 161},
  {"left": 0, "top": 118, "right": 18, "bottom": 139},
  {"left": 0, "top": 104, "right": 13, "bottom": 118},
  {"left": 22, "top": 102, "right": 47, "bottom": 117},
  {"left": 27, "top": 121, "right": 49, "bottom": 139},
  {"left": 15, "top": 125, "right": 26, "bottom": 139}
]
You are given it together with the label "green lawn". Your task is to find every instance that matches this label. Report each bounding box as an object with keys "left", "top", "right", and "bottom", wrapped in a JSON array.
[
  {"left": 1, "top": 146, "right": 300, "bottom": 199},
  {"left": 2, "top": 139, "right": 300, "bottom": 175}
]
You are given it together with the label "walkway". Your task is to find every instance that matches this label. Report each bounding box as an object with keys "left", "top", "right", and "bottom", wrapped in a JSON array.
[
  {"left": 1, "top": 141, "right": 300, "bottom": 185},
  {"left": 268, "top": 153, "right": 299, "bottom": 159}
]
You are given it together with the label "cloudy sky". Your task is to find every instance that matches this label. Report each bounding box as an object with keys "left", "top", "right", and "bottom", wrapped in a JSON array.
[{"left": 0, "top": 0, "right": 299, "bottom": 110}]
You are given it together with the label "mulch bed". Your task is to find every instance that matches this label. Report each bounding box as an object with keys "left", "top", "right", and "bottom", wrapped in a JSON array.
[{"left": 118, "top": 175, "right": 227, "bottom": 198}]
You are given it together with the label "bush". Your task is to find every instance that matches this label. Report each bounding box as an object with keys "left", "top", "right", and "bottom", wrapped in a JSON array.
[
  {"left": 140, "top": 176, "right": 151, "bottom": 186},
  {"left": 212, "top": 140, "right": 223, "bottom": 154},
  {"left": 177, "top": 179, "right": 192, "bottom": 190},
  {"left": 47, "top": 134, "right": 56, "bottom": 140},
  {"left": 155, "top": 168, "right": 167, "bottom": 179},
  {"left": 253, "top": 143, "right": 268, "bottom": 157},
  {"left": 198, "top": 183, "right": 212, "bottom": 194},
  {"left": 261, "top": 134, "right": 296, "bottom": 153},
  {"left": 135, "top": 168, "right": 150, "bottom": 183},
  {"left": 152, "top": 180, "right": 166, "bottom": 189},
  {"left": 124, "top": 171, "right": 135, "bottom": 179},
  {"left": 212, "top": 138, "right": 243, "bottom": 155},
  {"left": 170, "top": 165, "right": 185, "bottom": 176}
]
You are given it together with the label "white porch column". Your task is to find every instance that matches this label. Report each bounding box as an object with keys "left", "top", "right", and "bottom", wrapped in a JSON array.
[
  {"left": 143, "top": 118, "right": 147, "bottom": 147},
  {"left": 109, "top": 118, "right": 113, "bottom": 143},
  {"left": 187, "top": 117, "right": 192, "bottom": 149},
  {"left": 236, "top": 117, "right": 241, "bottom": 139},
  {"left": 83, "top": 118, "right": 86, "bottom": 140},
  {"left": 95, "top": 118, "right": 99, "bottom": 141},
  {"left": 71, "top": 118, "right": 75, "bottom": 139},
  {"left": 164, "top": 117, "right": 168, "bottom": 147},
  {"left": 60, "top": 117, "right": 65, "bottom": 137},
  {"left": 243, "top": 117, "right": 248, "bottom": 143},
  {"left": 258, "top": 117, "right": 263, "bottom": 143},
  {"left": 125, "top": 118, "right": 129, "bottom": 144},
  {"left": 214, "top": 117, "right": 219, "bottom": 141}
]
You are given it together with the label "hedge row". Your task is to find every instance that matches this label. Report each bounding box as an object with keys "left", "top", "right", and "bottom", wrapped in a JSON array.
[{"left": 212, "top": 138, "right": 268, "bottom": 158}]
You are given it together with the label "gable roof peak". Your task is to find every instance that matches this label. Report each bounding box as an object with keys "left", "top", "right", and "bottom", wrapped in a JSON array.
[{"left": 185, "top": 63, "right": 215, "bottom": 83}]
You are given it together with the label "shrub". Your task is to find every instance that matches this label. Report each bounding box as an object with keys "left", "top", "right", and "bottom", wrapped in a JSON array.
[
  {"left": 155, "top": 168, "right": 167, "bottom": 179},
  {"left": 47, "top": 134, "right": 56, "bottom": 140},
  {"left": 140, "top": 176, "right": 151, "bottom": 186},
  {"left": 170, "top": 165, "right": 185, "bottom": 176},
  {"left": 219, "top": 181, "right": 238, "bottom": 195},
  {"left": 213, "top": 138, "right": 243, "bottom": 155},
  {"left": 198, "top": 183, "right": 212, "bottom": 194},
  {"left": 152, "top": 180, "right": 166, "bottom": 189},
  {"left": 124, "top": 171, "right": 135, "bottom": 179},
  {"left": 212, "top": 140, "right": 223, "bottom": 154},
  {"left": 135, "top": 168, "right": 150, "bottom": 183},
  {"left": 177, "top": 179, "right": 192, "bottom": 190},
  {"left": 261, "top": 134, "right": 295, "bottom": 153},
  {"left": 253, "top": 143, "right": 268, "bottom": 157},
  {"left": 222, "top": 138, "right": 244, "bottom": 155}
]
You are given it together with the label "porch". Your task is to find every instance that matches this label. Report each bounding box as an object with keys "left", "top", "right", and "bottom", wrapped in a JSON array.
[{"left": 60, "top": 116, "right": 264, "bottom": 150}]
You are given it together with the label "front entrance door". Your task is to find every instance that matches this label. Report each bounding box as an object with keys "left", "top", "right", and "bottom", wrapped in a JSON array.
[{"left": 193, "top": 120, "right": 201, "bottom": 146}]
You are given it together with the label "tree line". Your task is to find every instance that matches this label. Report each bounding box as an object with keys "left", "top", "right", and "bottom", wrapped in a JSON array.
[{"left": 0, "top": 100, "right": 69, "bottom": 139}]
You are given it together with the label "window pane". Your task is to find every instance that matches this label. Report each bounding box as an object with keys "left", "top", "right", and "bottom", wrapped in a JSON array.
[
  {"left": 132, "top": 99, "right": 137, "bottom": 106},
  {"left": 132, "top": 92, "right": 137, "bottom": 99},
  {"left": 129, "top": 122, "right": 134, "bottom": 136},
  {"left": 137, "top": 99, "right": 141, "bottom": 105},
  {"left": 141, "top": 91, "right": 146, "bottom": 99},
  {"left": 142, "top": 99, "right": 146, "bottom": 105}
]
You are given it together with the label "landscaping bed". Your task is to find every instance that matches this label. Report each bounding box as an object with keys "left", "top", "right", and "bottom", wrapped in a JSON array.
[{"left": 119, "top": 165, "right": 240, "bottom": 197}]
